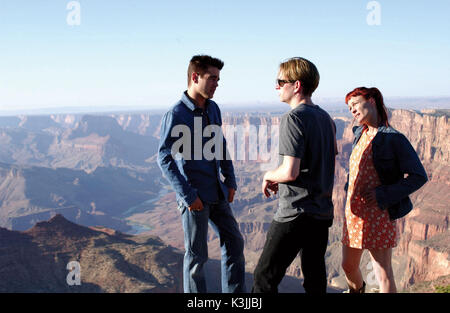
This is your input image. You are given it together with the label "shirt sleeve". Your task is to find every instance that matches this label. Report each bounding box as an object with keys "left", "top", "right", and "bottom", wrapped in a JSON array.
[
  {"left": 279, "top": 112, "right": 305, "bottom": 159},
  {"left": 375, "top": 133, "right": 428, "bottom": 210},
  {"left": 157, "top": 111, "right": 198, "bottom": 207}
]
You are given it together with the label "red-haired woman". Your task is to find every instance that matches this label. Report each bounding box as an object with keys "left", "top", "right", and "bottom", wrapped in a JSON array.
[{"left": 341, "top": 87, "right": 428, "bottom": 293}]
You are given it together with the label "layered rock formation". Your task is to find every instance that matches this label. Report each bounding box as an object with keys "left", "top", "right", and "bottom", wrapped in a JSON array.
[
  {"left": 0, "top": 114, "right": 159, "bottom": 171},
  {"left": 388, "top": 110, "right": 449, "bottom": 288}
]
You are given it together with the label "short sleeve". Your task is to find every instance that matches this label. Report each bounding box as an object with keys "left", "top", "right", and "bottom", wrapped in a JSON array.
[{"left": 279, "top": 112, "right": 304, "bottom": 159}]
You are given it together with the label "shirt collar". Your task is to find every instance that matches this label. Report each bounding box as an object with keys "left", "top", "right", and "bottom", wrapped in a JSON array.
[{"left": 182, "top": 91, "right": 209, "bottom": 112}]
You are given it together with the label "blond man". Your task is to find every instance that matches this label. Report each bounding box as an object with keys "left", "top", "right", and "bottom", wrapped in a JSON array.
[{"left": 252, "top": 57, "right": 337, "bottom": 294}]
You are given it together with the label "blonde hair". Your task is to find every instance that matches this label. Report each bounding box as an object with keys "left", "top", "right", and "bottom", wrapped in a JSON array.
[{"left": 279, "top": 57, "right": 320, "bottom": 96}]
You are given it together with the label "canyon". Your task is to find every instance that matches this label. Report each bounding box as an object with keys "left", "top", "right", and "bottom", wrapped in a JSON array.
[{"left": 0, "top": 107, "right": 448, "bottom": 292}]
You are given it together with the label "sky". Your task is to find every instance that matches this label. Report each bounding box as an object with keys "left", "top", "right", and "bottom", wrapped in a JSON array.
[{"left": 0, "top": 0, "right": 449, "bottom": 112}]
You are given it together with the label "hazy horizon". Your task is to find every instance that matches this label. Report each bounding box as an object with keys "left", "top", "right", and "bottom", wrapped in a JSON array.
[{"left": 0, "top": 95, "right": 449, "bottom": 117}]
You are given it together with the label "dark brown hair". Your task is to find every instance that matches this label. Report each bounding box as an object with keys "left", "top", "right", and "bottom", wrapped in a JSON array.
[{"left": 187, "top": 55, "right": 224, "bottom": 86}]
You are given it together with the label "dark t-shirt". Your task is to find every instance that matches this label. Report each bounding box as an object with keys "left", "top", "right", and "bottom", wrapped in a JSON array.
[{"left": 274, "top": 104, "right": 337, "bottom": 223}]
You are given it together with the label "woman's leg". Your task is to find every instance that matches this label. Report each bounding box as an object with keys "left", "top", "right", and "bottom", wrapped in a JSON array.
[
  {"left": 341, "top": 245, "right": 364, "bottom": 291},
  {"left": 369, "top": 248, "right": 397, "bottom": 293}
]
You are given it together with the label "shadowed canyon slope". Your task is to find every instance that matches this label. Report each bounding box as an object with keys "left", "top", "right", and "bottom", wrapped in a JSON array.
[
  {"left": 0, "top": 214, "right": 183, "bottom": 292},
  {"left": 0, "top": 162, "right": 162, "bottom": 231}
]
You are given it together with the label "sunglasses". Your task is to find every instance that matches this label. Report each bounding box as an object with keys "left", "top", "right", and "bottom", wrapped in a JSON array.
[{"left": 276, "top": 79, "right": 297, "bottom": 87}]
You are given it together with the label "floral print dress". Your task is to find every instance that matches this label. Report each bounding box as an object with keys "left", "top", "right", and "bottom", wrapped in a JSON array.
[{"left": 342, "top": 128, "right": 397, "bottom": 249}]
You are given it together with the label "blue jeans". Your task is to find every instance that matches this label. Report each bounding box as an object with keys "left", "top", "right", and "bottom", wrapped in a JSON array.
[{"left": 181, "top": 200, "right": 246, "bottom": 293}]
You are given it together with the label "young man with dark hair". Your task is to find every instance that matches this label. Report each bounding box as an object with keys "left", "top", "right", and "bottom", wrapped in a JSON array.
[
  {"left": 158, "top": 55, "right": 246, "bottom": 293},
  {"left": 252, "top": 57, "right": 337, "bottom": 294}
]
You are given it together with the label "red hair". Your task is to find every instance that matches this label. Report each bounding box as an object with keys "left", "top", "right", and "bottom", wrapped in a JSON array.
[{"left": 345, "top": 87, "right": 389, "bottom": 127}]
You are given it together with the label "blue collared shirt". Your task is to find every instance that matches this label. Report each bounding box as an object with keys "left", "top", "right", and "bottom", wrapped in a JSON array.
[{"left": 157, "top": 91, "right": 237, "bottom": 208}]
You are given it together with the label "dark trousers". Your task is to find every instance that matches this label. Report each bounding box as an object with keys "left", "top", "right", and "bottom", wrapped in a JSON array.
[{"left": 252, "top": 214, "right": 330, "bottom": 294}]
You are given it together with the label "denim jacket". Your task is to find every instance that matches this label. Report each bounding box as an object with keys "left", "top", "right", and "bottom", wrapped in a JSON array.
[
  {"left": 345, "top": 125, "right": 428, "bottom": 220},
  {"left": 157, "top": 92, "right": 237, "bottom": 208}
]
